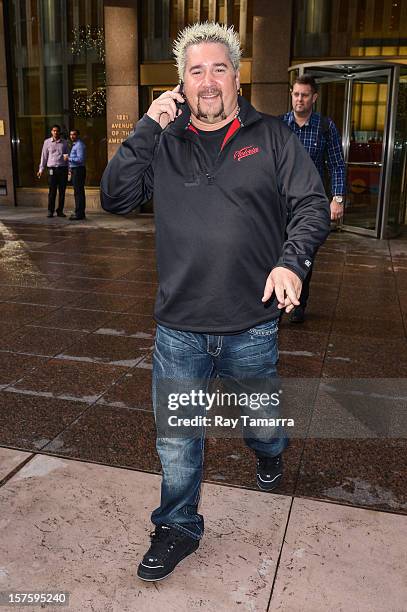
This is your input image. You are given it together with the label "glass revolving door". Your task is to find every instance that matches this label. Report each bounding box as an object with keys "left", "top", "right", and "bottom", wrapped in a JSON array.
[{"left": 288, "top": 61, "right": 406, "bottom": 238}]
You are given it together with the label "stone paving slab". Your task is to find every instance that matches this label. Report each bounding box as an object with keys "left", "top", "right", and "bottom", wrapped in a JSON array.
[
  {"left": 0, "top": 205, "right": 155, "bottom": 232},
  {"left": 269, "top": 497, "right": 407, "bottom": 612},
  {"left": 0, "top": 454, "right": 291, "bottom": 611},
  {"left": 0, "top": 447, "right": 32, "bottom": 481}
]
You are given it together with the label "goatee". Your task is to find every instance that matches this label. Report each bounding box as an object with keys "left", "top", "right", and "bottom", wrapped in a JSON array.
[{"left": 196, "top": 92, "right": 226, "bottom": 123}]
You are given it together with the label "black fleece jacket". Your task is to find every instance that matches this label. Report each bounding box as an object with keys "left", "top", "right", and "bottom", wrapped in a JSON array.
[{"left": 100, "top": 96, "right": 330, "bottom": 333}]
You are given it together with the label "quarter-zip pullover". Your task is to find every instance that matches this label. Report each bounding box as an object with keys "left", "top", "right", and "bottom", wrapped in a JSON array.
[
  {"left": 196, "top": 123, "right": 230, "bottom": 166},
  {"left": 100, "top": 96, "right": 330, "bottom": 333}
]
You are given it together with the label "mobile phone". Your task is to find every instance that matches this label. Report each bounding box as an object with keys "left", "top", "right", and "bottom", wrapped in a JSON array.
[{"left": 176, "top": 81, "right": 186, "bottom": 114}]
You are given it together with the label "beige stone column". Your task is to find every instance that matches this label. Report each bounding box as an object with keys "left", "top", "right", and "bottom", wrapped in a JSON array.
[
  {"left": 0, "top": 0, "right": 15, "bottom": 205},
  {"left": 104, "top": 0, "right": 139, "bottom": 160},
  {"left": 251, "top": 0, "right": 293, "bottom": 116}
]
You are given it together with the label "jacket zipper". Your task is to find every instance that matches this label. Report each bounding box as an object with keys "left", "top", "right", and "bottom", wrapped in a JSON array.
[
  {"left": 184, "top": 139, "right": 201, "bottom": 186},
  {"left": 205, "top": 118, "right": 244, "bottom": 183},
  {"left": 184, "top": 116, "right": 246, "bottom": 185}
]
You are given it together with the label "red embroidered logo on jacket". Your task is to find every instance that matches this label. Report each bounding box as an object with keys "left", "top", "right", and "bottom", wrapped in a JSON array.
[{"left": 233, "top": 145, "right": 260, "bottom": 162}]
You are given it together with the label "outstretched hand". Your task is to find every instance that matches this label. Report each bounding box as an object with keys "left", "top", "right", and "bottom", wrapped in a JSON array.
[{"left": 262, "top": 266, "right": 302, "bottom": 313}]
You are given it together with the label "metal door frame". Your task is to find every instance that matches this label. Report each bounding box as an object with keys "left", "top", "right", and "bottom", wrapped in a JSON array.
[
  {"left": 288, "top": 61, "right": 400, "bottom": 239},
  {"left": 380, "top": 65, "right": 400, "bottom": 238},
  {"left": 342, "top": 68, "right": 392, "bottom": 238}
]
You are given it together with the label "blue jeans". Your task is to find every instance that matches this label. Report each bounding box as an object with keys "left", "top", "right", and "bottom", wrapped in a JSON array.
[{"left": 151, "top": 320, "right": 288, "bottom": 540}]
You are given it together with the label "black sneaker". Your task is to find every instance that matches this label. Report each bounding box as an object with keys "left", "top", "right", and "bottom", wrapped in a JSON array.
[
  {"left": 137, "top": 525, "right": 199, "bottom": 581},
  {"left": 290, "top": 306, "right": 305, "bottom": 323},
  {"left": 256, "top": 454, "right": 283, "bottom": 491},
  {"left": 47, "top": 212, "right": 54, "bottom": 218},
  {"left": 56, "top": 211, "right": 66, "bottom": 218}
]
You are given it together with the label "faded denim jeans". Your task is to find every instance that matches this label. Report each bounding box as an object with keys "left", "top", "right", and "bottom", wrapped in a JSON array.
[{"left": 151, "top": 320, "right": 288, "bottom": 540}]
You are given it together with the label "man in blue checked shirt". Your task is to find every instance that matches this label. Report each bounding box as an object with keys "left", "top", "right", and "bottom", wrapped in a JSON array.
[
  {"left": 68, "top": 129, "right": 87, "bottom": 220},
  {"left": 281, "top": 74, "right": 346, "bottom": 323}
]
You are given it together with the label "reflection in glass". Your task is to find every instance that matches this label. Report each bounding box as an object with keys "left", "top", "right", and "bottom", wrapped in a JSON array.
[
  {"left": 387, "top": 72, "right": 407, "bottom": 233},
  {"left": 9, "top": 0, "right": 106, "bottom": 187},
  {"left": 314, "top": 79, "right": 346, "bottom": 196},
  {"left": 142, "top": 0, "right": 253, "bottom": 62},
  {"left": 344, "top": 75, "right": 388, "bottom": 232},
  {"left": 293, "top": 0, "right": 407, "bottom": 58},
  {"left": 316, "top": 80, "right": 346, "bottom": 139}
]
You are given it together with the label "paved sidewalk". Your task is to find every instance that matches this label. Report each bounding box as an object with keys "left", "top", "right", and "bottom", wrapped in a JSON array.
[
  {"left": 1, "top": 447, "right": 406, "bottom": 612},
  {"left": 0, "top": 205, "right": 406, "bottom": 611}
]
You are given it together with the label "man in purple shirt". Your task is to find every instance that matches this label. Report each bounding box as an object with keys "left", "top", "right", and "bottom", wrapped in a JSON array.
[{"left": 37, "top": 125, "right": 69, "bottom": 218}]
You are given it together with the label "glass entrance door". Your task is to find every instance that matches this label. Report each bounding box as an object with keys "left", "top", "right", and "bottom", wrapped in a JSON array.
[
  {"left": 344, "top": 70, "right": 391, "bottom": 236},
  {"left": 294, "top": 62, "right": 399, "bottom": 238}
]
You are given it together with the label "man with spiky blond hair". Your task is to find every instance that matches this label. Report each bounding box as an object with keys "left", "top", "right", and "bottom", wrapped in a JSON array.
[{"left": 101, "top": 22, "right": 330, "bottom": 581}]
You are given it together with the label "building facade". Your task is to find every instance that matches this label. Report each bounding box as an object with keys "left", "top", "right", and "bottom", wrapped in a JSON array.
[{"left": 0, "top": 0, "right": 406, "bottom": 237}]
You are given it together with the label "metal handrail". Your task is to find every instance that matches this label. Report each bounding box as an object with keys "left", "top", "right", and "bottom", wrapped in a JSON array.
[{"left": 346, "top": 161, "right": 383, "bottom": 166}]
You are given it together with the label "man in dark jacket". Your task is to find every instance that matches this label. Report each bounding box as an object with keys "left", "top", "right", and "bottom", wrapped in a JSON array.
[{"left": 101, "top": 22, "right": 330, "bottom": 581}]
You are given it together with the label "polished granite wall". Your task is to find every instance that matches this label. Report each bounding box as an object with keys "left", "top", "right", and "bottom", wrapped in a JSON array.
[
  {"left": 0, "top": 0, "right": 14, "bottom": 205},
  {"left": 0, "top": 217, "right": 406, "bottom": 515}
]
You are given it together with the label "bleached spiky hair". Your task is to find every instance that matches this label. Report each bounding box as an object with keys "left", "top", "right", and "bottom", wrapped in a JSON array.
[{"left": 173, "top": 22, "right": 241, "bottom": 81}]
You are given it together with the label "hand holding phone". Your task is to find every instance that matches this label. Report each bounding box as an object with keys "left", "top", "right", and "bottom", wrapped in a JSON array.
[{"left": 147, "top": 84, "right": 185, "bottom": 129}]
